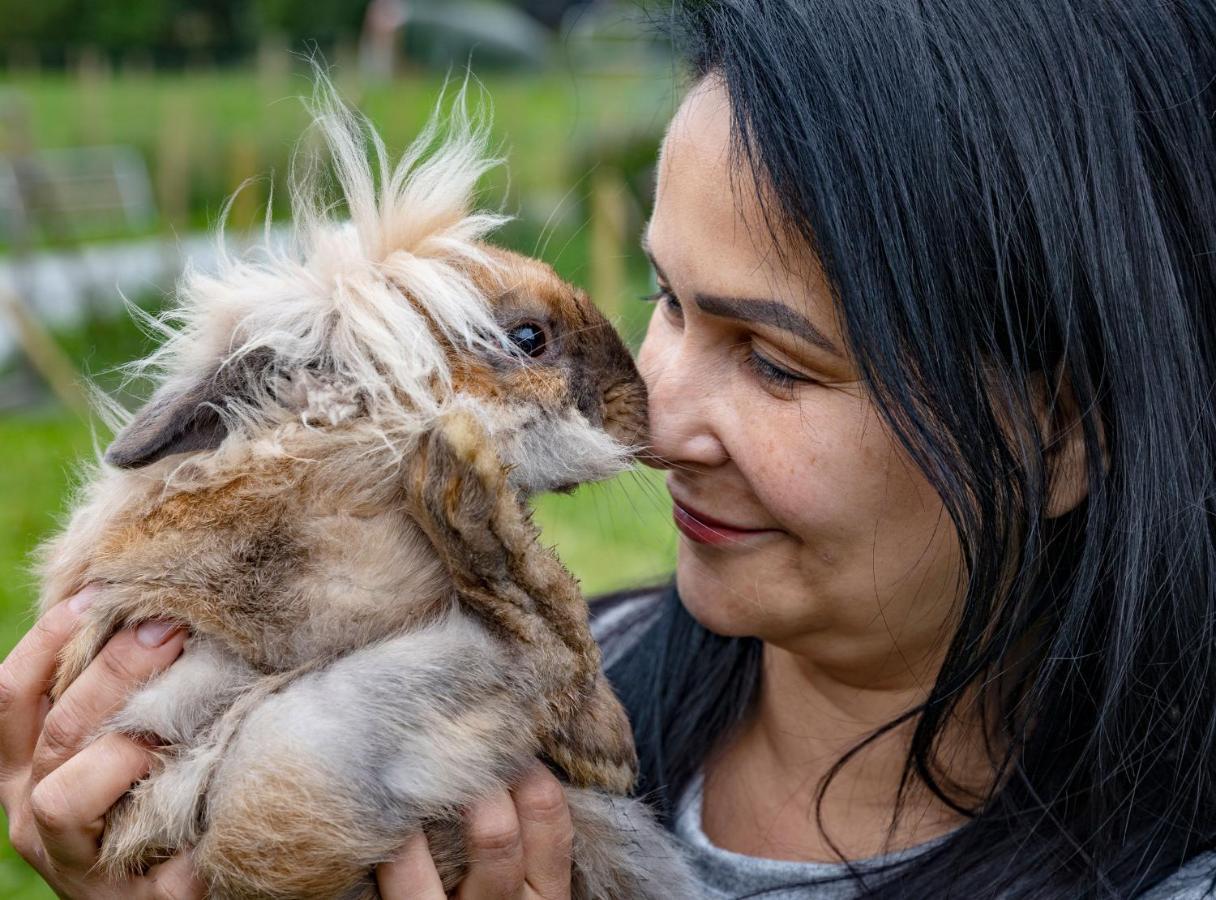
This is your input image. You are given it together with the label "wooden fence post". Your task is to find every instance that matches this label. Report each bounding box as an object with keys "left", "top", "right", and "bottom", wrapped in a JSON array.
[
  {"left": 0, "top": 288, "right": 91, "bottom": 418},
  {"left": 227, "top": 138, "right": 260, "bottom": 230},
  {"left": 589, "top": 168, "right": 629, "bottom": 320},
  {"left": 76, "top": 46, "right": 111, "bottom": 147},
  {"left": 157, "top": 95, "right": 192, "bottom": 231}
]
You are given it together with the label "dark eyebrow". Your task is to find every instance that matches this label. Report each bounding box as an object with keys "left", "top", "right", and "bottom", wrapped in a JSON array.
[
  {"left": 641, "top": 237, "right": 842, "bottom": 358},
  {"left": 694, "top": 294, "right": 842, "bottom": 357}
]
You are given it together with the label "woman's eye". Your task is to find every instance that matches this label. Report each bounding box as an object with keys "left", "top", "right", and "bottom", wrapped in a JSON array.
[
  {"left": 746, "top": 349, "right": 815, "bottom": 395},
  {"left": 507, "top": 322, "right": 548, "bottom": 358},
  {"left": 641, "top": 287, "right": 683, "bottom": 318}
]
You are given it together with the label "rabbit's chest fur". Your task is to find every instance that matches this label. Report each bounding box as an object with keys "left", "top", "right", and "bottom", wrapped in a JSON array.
[{"left": 51, "top": 427, "right": 450, "bottom": 675}]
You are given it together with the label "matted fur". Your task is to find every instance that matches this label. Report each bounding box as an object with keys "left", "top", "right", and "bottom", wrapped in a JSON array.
[
  {"left": 36, "top": 76, "right": 692, "bottom": 899},
  {"left": 108, "top": 77, "right": 510, "bottom": 454}
]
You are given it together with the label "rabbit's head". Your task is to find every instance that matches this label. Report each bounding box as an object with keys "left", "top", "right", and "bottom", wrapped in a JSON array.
[
  {"left": 101, "top": 80, "right": 647, "bottom": 497},
  {"left": 437, "top": 246, "right": 648, "bottom": 493}
]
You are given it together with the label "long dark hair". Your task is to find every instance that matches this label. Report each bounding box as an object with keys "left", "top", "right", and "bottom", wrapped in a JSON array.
[{"left": 607, "top": 2, "right": 1216, "bottom": 896}]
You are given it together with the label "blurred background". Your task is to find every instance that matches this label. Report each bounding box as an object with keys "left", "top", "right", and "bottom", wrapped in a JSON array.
[{"left": 0, "top": 0, "right": 679, "bottom": 893}]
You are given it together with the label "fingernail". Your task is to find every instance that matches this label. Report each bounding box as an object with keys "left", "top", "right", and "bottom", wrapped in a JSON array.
[
  {"left": 136, "top": 620, "right": 178, "bottom": 648},
  {"left": 68, "top": 586, "right": 99, "bottom": 614}
]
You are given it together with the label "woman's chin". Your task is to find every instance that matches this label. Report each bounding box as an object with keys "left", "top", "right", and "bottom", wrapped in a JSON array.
[{"left": 675, "top": 559, "right": 769, "bottom": 638}]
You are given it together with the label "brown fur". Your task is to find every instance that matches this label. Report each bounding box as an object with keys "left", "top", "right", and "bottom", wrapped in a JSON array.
[
  {"left": 404, "top": 410, "right": 637, "bottom": 791},
  {"left": 34, "top": 83, "right": 691, "bottom": 896},
  {"left": 37, "top": 251, "right": 657, "bottom": 895}
]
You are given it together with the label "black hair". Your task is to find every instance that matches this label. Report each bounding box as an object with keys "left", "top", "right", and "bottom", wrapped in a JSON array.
[{"left": 607, "top": 2, "right": 1216, "bottom": 896}]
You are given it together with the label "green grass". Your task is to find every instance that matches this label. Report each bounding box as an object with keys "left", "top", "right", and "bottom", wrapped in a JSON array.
[
  {"left": 2, "top": 67, "right": 674, "bottom": 246},
  {"left": 7, "top": 68, "right": 672, "bottom": 171},
  {"left": 0, "top": 412, "right": 92, "bottom": 899}
]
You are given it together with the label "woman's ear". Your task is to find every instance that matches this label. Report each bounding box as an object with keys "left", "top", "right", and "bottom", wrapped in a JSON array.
[{"left": 1031, "top": 365, "right": 1109, "bottom": 519}]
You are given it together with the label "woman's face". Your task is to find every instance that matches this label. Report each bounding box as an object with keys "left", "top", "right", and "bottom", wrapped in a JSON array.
[{"left": 638, "top": 79, "right": 965, "bottom": 684}]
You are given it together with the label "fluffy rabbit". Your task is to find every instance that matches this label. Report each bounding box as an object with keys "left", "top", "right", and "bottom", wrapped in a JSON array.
[{"left": 35, "top": 82, "right": 693, "bottom": 899}]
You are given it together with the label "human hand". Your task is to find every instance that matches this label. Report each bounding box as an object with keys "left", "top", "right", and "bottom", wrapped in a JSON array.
[
  {"left": 0, "top": 586, "right": 206, "bottom": 899},
  {"left": 377, "top": 762, "right": 574, "bottom": 900}
]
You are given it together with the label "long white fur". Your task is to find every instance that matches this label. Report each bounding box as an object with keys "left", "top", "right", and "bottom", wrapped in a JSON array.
[{"left": 111, "top": 72, "right": 512, "bottom": 461}]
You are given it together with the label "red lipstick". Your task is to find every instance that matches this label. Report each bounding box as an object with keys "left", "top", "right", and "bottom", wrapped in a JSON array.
[{"left": 672, "top": 499, "right": 777, "bottom": 547}]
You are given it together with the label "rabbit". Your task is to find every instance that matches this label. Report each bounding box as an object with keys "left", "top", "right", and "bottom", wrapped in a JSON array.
[{"left": 34, "top": 79, "right": 695, "bottom": 900}]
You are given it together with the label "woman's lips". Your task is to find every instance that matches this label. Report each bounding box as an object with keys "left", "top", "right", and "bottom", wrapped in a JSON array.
[{"left": 671, "top": 499, "right": 778, "bottom": 547}]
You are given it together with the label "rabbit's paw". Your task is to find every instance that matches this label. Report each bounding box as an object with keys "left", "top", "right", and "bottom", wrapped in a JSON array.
[
  {"left": 107, "top": 634, "right": 258, "bottom": 744},
  {"left": 98, "top": 793, "right": 172, "bottom": 879}
]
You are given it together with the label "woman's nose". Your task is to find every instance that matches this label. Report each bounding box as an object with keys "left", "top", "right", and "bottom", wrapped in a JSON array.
[{"left": 638, "top": 340, "right": 729, "bottom": 471}]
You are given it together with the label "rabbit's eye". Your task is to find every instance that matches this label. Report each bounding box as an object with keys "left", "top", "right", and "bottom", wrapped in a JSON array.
[{"left": 508, "top": 322, "right": 548, "bottom": 358}]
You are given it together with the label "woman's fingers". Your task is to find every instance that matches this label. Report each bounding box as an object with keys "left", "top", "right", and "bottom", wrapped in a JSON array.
[
  {"left": 459, "top": 789, "right": 526, "bottom": 899},
  {"left": 513, "top": 764, "right": 573, "bottom": 899},
  {"left": 29, "top": 731, "right": 156, "bottom": 871},
  {"left": 31, "top": 622, "right": 185, "bottom": 783},
  {"left": 377, "top": 768, "right": 576, "bottom": 900},
  {"left": 377, "top": 832, "right": 447, "bottom": 900},
  {"left": 0, "top": 593, "right": 194, "bottom": 897},
  {"left": 0, "top": 595, "right": 88, "bottom": 768}
]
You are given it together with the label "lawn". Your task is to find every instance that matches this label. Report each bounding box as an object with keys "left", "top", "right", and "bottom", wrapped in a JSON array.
[
  {"left": 2, "top": 67, "right": 676, "bottom": 252},
  {"left": 0, "top": 64, "right": 679, "bottom": 894}
]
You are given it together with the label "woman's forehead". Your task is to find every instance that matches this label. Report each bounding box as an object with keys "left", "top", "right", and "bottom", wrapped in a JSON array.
[
  {"left": 654, "top": 79, "right": 749, "bottom": 239},
  {"left": 650, "top": 79, "right": 841, "bottom": 342},
  {"left": 658, "top": 77, "right": 735, "bottom": 184}
]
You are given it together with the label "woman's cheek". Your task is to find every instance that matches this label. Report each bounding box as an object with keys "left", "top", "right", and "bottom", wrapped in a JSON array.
[
  {"left": 746, "top": 424, "right": 863, "bottom": 525},
  {"left": 749, "top": 422, "right": 912, "bottom": 567},
  {"left": 758, "top": 486, "right": 853, "bottom": 564}
]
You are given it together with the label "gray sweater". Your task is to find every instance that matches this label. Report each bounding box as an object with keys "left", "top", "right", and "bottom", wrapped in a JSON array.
[{"left": 590, "top": 591, "right": 1216, "bottom": 899}]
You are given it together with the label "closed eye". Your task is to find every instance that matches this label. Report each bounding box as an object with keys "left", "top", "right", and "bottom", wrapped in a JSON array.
[
  {"left": 641, "top": 286, "right": 682, "bottom": 318},
  {"left": 746, "top": 348, "right": 816, "bottom": 393},
  {"left": 643, "top": 285, "right": 814, "bottom": 394}
]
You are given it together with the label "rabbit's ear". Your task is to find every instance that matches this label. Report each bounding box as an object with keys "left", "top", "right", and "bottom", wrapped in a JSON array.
[{"left": 105, "top": 350, "right": 272, "bottom": 469}]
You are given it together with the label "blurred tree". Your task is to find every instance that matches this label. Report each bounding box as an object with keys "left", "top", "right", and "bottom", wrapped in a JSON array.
[
  {"left": 9, "top": 1, "right": 75, "bottom": 48},
  {"left": 0, "top": 0, "right": 309, "bottom": 66},
  {"left": 512, "top": 0, "right": 590, "bottom": 30},
  {"left": 89, "top": 0, "right": 176, "bottom": 52},
  {"left": 251, "top": 0, "right": 370, "bottom": 45},
  {"left": 0, "top": 0, "right": 602, "bottom": 69},
  {"left": 0, "top": 0, "right": 87, "bottom": 47}
]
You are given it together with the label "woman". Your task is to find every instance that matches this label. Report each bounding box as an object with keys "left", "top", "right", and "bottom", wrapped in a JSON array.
[{"left": 5, "top": 1, "right": 1216, "bottom": 897}]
